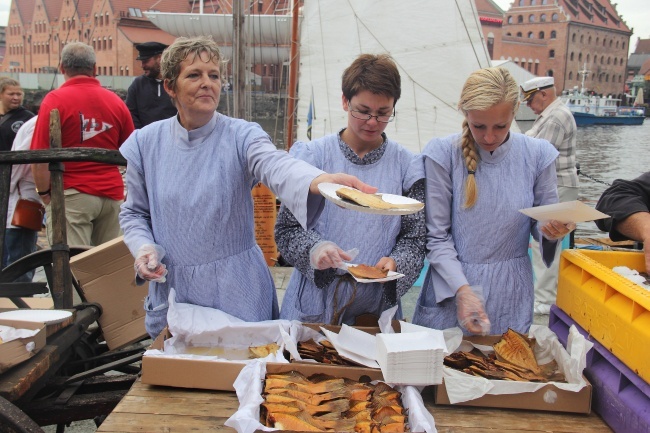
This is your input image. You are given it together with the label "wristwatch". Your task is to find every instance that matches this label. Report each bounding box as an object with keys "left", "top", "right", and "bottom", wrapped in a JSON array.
[{"left": 37, "top": 188, "right": 51, "bottom": 196}]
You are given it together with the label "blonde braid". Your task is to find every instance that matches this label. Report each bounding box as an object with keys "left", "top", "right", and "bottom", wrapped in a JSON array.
[{"left": 461, "top": 119, "right": 478, "bottom": 208}]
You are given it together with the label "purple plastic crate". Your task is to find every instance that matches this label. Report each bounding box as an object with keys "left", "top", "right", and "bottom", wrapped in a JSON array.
[{"left": 549, "top": 305, "right": 650, "bottom": 433}]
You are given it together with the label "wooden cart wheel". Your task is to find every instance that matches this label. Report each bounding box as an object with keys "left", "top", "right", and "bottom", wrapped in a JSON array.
[{"left": 0, "top": 247, "right": 91, "bottom": 308}]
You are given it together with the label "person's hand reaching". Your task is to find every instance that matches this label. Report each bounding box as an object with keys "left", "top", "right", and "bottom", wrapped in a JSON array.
[
  {"left": 134, "top": 244, "right": 168, "bottom": 283},
  {"left": 309, "top": 241, "right": 354, "bottom": 270},
  {"left": 455, "top": 285, "right": 491, "bottom": 335}
]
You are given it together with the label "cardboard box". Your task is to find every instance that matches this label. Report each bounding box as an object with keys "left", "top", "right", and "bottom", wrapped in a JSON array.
[
  {"left": 69, "top": 236, "right": 148, "bottom": 350},
  {"left": 142, "top": 327, "right": 385, "bottom": 391},
  {"left": 433, "top": 335, "right": 593, "bottom": 414},
  {"left": 0, "top": 319, "right": 46, "bottom": 374}
]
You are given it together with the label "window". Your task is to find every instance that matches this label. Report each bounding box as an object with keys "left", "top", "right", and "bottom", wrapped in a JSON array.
[
  {"left": 529, "top": 14, "right": 535, "bottom": 23},
  {"left": 109, "top": 37, "right": 112, "bottom": 50},
  {"left": 528, "top": 31, "right": 534, "bottom": 38},
  {"left": 607, "top": 57, "right": 610, "bottom": 65},
  {"left": 519, "top": 0, "right": 524, "bottom": 5},
  {"left": 605, "top": 74, "right": 609, "bottom": 83},
  {"left": 517, "top": 32, "right": 523, "bottom": 37},
  {"left": 594, "top": 55, "right": 597, "bottom": 64},
  {"left": 506, "top": 32, "right": 512, "bottom": 36},
  {"left": 603, "top": 38, "right": 607, "bottom": 47},
  {"left": 508, "top": 16, "right": 513, "bottom": 24},
  {"left": 530, "top": 0, "right": 536, "bottom": 4},
  {"left": 614, "top": 58, "right": 617, "bottom": 65},
  {"left": 569, "top": 71, "right": 573, "bottom": 80},
  {"left": 540, "top": 13, "right": 546, "bottom": 22},
  {"left": 596, "top": 37, "right": 599, "bottom": 45},
  {"left": 580, "top": 35, "right": 584, "bottom": 43},
  {"left": 586, "top": 54, "right": 589, "bottom": 62},
  {"left": 572, "top": 33, "right": 576, "bottom": 42},
  {"left": 548, "top": 70, "right": 554, "bottom": 77},
  {"left": 588, "top": 36, "right": 592, "bottom": 44},
  {"left": 552, "top": 13, "right": 558, "bottom": 21},
  {"left": 549, "top": 49, "right": 555, "bottom": 58},
  {"left": 518, "top": 15, "right": 523, "bottom": 23},
  {"left": 550, "top": 30, "right": 556, "bottom": 39},
  {"left": 539, "top": 31, "right": 545, "bottom": 39},
  {"left": 570, "top": 52, "right": 574, "bottom": 61}
]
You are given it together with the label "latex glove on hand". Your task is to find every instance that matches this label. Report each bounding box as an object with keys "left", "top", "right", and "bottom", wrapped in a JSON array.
[
  {"left": 540, "top": 219, "right": 576, "bottom": 241},
  {"left": 309, "top": 241, "right": 357, "bottom": 271},
  {"left": 455, "top": 285, "right": 491, "bottom": 335},
  {"left": 310, "top": 173, "right": 378, "bottom": 195},
  {"left": 134, "top": 244, "right": 168, "bottom": 284}
]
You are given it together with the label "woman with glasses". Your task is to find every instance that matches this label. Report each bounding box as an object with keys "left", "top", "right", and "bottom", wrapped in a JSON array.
[
  {"left": 412, "top": 67, "right": 575, "bottom": 336},
  {"left": 275, "top": 54, "right": 425, "bottom": 325}
]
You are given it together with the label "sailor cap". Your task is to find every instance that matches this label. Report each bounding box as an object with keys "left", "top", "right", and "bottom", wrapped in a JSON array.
[
  {"left": 135, "top": 42, "right": 168, "bottom": 60},
  {"left": 521, "top": 77, "right": 555, "bottom": 101}
]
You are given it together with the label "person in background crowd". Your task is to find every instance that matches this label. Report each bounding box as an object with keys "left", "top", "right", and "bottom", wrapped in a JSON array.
[
  {"left": 0, "top": 77, "right": 35, "bottom": 151},
  {"left": 3, "top": 116, "right": 40, "bottom": 281},
  {"left": 413, "top": 67, "right": 575, "bottom": 335},
  {"left": 275, "top": 54, "right": 425, "bottom": 326},
  {"left": 521, "top": 76, "right": 579, "bottom": 315},
  {"left": 31, "top": 42, "right": 134, "bottom": 247},
  {"left": 596, "top": 172, "right": 650, "bottom": 272},
  {"left": 126, "top": 41, "right": 177, "bottom": 128},
  {"left": 119, "top": 36, "right": 376, "bottom": 338}
]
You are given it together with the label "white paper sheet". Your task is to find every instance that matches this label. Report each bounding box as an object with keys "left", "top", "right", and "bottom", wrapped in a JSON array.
[{"left": 519, "top": 200, "right": 609, "bottom": 223}]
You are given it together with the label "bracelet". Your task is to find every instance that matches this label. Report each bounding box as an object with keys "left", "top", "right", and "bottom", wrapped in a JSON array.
[{"left": 37, "top": 189, "right": 51, "bottom": 196}]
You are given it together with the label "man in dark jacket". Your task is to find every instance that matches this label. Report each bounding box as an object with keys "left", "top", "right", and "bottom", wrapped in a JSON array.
[
  {"left": 0, "top": 78, "right": 34, "bottom": 151},
  {"left": 596, "top": 172, "right": 650, "bottom": 271},
  {"left": 126, "top": 41, "right": 177, "bottom": 128}
]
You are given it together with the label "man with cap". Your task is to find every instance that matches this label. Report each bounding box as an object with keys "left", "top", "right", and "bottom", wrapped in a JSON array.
[
  {"left": 522, "top": 76, "right": 579, "bottom": 315},
  {"left": 126, "top": 41, "right": 177, "bottom": 128}
]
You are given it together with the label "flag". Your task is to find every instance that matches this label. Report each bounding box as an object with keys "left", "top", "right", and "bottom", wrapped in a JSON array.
[{"left": 307, "top": 88, "right": 315, "bottom": 140}]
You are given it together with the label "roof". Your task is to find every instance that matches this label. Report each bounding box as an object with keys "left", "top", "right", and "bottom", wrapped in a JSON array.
[
  {"left": 76, "top": 0, "right": 95, "bottom": 19},
  {"left": 475, "top": 0, "right": 504, "bottom": 15},
  {"left": 43, "top": 0, "right": 64, "bottom": 22},
  {"left": 640, "top": 58, "right": 650, "bottom": 75},
  {"left": 559, "top": 0, "right": 630, "bottom": 33},
  {"left": 628, "top": 53, "right": 650, "bottom": 69},
  {"left": 634, "top": 38, "right": 650, "bottom": 54},
  {"left": 15, "top": 0, "right": 36, "bottom": 24},
  {"left": 108, "top": 0, "right": 191, "bottom": 15},
  {"left": 118, "top": 25, "right": 178, "bottom": 46}
]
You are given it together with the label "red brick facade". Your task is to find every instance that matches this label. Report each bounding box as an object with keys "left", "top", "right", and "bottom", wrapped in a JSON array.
[{"left": 495, "top": 0, "right": 631, "bottom": 96}]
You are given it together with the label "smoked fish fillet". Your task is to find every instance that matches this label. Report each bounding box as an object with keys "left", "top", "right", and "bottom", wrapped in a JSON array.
[
  {"left": 348, "top": 264, "right": 389, "bottom": 280},
  {"left": 335, "top": 187, "right": 422, "bottom": 211},
  {"left": 493, "top": 329, "right": 542, "bottom": 375}
]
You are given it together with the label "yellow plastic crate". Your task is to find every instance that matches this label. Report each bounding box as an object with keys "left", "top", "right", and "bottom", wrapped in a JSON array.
[{"left": 557, "top": 249, "right": 650, "bottom": 383}]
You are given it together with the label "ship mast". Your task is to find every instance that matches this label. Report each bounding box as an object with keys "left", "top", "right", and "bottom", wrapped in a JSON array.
[{"left": 578, "top": 63, "right": 590, "bottom": 95}]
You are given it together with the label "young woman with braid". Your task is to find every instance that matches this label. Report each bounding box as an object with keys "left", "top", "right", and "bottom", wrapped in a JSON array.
[{"left": 412, "top": 67, "right": 575, "bottom": 335}]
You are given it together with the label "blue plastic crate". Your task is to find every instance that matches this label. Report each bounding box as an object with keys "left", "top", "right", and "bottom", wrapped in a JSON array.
[{"left": 549, "top": 305, "right": 650, "bottom": 433}]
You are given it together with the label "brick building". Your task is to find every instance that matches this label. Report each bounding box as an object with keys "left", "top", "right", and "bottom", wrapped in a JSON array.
[
  {"left": 494, "top": 0, "right": 631, "bottom": 96},
  {"left": 475, "top": 0, "right": 505, "bottom": 60},
  {"left": 3, "top": 0, "right": 187, "bottom": 75}
]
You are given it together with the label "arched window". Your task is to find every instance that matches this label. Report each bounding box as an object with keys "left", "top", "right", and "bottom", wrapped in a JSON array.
[
  {"left": 552, "top": 13, "right": 558, "bottom": 21},
  {"left": 108, "top": 37, "right": 113, "bottom": 50},
  {"left": 580, "top": 35, "right": 584, "bottom": 43},
  {"left": 508, "top": 16, "right": 513, "bottom": 24},
  {"left": 616, "top": 41, "right": 619, "bottom": 48},
  {"left": 600, "top": 56, "right": 604, "bottom": 64},
  {"left": 588, "top": 36, "right": 592, "bottom": 44},
  {"left": 614, "top": 58, "right": 617, "bottom": 65},
  {"left": 572, "top": 33, "right": 576, "bottom": 42},
  {"left": 570, "top": 52, "right": 574, "bottom": 61},
  {"left": 548, "top": 70, "right": 554, "bottom": 77},
  {"left": 519, "top": 0, "right": 524, "bottom": 5},
  {"left": 593, "top": 55, "right": 597, "bottom": 64},
  {"left": 603, "top": 38, "right": 607, "bottom": 47},
  {"left": 506, "top": 32, "right": 512, "bottom": 36},
  {"left": 586, "top": 54, "right": 589, "bottom": 62},
  {"left": 529, "top": 14, "right": 535, "bottom": 23},
  {"left": 607, "top": 57, "right": 610, "bottom": 65},
  {"left": 623, "top": 42, "right": 626, "bottom": 50},
  {"left": 540, "top": 13, "right": 546, "bottom": 22},
  {"left": 605, "top": 74, "right": 609, "bottom": 83},
  {"left": 528, "top": 31, "right": 534, "bottom": 38},
  {"left": 517, "top": 32, "right": 523, "bottom": 37},
  {"left": 530, "top": 0, "right": 536, "bottom": 4},
  {"left": 569, "top": 71, "right": 573, "bottom": 80},
  {"left": 550, "top": 30, "right": 556, "bottom": 39},
  {"left": 539, "top": 31, "right": 545, "bottom": 39},
  {"left": 518, "top": 15, "right": 523, "bottom": 23},
  {"left": 549, "top": 49, "right": 555, "bottom": 58},
  {"left": 105, "top": 12, "right": 110, "bottom": 25}
]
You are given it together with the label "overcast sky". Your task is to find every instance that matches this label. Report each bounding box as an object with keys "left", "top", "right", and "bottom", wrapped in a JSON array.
[
  {"left": 0, "top": 0, "right": 647, "bottom": 52},
  {"left": 492, "top": 0, "right": 650, "bottom": 53}
]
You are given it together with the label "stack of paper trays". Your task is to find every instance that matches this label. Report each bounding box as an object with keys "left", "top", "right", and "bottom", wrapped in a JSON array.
[{"left": 376, "top": 330, "right": 446, "bottom": 385}]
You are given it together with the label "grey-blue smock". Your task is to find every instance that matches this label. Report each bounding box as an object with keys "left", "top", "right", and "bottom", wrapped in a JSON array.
[
  {"left": 119, "top": 113, "right": 325, "bottom": 338},
  {"left": 275, "top": 132, "right": 425, "bottom": 325},
  {"left": 413, "top": 132, "right": 559, "bottom": 334}
]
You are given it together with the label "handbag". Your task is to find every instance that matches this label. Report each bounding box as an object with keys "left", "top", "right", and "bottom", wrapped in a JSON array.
[{"left": 11, "top": 185, "right": 45, "bottom": 231}]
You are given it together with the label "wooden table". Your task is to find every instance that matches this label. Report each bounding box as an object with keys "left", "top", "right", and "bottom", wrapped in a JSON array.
[{"left": 98, "top": 379, "right": 612, "bottom": 433}]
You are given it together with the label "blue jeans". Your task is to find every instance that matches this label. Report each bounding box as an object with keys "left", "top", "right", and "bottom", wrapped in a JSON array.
[{"left": 3, "top": 228, "right": 38, "bottom": 282}]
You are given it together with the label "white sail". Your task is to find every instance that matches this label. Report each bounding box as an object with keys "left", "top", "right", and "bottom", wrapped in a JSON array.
[{"left": 296, "top": 0, "right": 492, "bottom": 154}]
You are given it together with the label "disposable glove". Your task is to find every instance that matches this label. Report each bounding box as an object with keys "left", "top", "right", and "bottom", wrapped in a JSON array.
[
  {"left": 540, "top": 219, "right": 576, "bottom": 241},
  {"left": 309, "top": 241, "right": 358, "bottom": 270},
  {"left": 455, "top": 285, "right": 491, "bottom": 335},
  {"left": 134, "top": 243, "right": 168, "bottom": 283}
]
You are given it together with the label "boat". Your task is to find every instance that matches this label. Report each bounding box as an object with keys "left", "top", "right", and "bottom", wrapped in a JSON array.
[{"left": 561, "top": 65, "right": 645, "bottom": 126}]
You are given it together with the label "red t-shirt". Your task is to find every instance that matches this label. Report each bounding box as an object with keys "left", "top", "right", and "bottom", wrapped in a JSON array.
[{"left": 32, "top": 76, "right": 135, "bottom": 200}]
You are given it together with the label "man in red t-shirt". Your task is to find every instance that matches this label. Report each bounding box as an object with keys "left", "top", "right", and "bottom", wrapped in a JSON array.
[{"left": 31, "top": 42, "right": 135, "bottom": 247}]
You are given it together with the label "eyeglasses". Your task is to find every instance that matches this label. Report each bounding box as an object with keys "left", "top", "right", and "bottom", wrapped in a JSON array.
[{"left": 348, "top": 103, "right": 395, "bottom": 123}]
